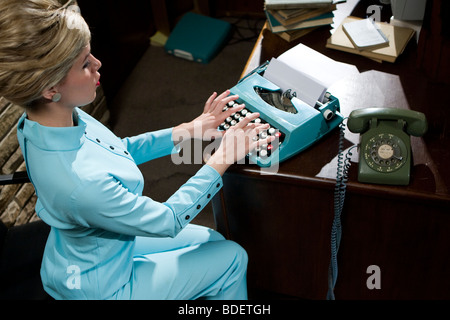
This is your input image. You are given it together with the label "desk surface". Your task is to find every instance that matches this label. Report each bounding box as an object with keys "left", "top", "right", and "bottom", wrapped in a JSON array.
[
  {"left": 232, "top": 0, "right": 450, "bottom": 203},
  {"left": 213, "top": 0, "right": 450, "bottom": 300}
]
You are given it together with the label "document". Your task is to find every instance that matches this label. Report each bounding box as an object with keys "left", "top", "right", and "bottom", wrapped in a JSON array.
[
  {"left": 263, "top": 43, "right": 359, "bottom": 106},
  {"left": 343, "top": 18, "right": 389, "bottom": 50},
  {"left": 264, "top": 57, "right": 327, "bottom": 107}
]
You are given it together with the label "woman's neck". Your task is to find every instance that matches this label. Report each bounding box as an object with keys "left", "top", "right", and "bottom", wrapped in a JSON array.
[{"left": 26, "top": 103, "right": 74, "bottom": 127}]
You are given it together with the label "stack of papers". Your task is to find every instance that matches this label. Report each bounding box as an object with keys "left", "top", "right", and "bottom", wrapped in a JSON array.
[{"left": 326, "top": 16, "right": 415, "bottom": 63}]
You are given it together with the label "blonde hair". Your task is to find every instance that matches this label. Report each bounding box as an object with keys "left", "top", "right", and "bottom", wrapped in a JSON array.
[{"left": 0, "top": 0, "right": 91, "bottom": 107}]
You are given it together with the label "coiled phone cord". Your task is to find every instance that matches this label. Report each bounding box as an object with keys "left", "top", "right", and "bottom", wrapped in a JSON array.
[{"left": 327, "top": 118, "right": 356, "bottom": 300}]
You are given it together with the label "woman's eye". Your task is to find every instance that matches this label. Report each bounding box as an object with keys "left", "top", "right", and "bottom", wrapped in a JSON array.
[{"left": 83, "top": 61, "right": 91, "bottom": 69}]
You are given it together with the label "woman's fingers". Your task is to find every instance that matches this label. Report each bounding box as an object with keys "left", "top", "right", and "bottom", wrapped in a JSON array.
[
  {"left": 204, "top": 90, "right": 239, "bottom": 114},
  {"left": 213, "top": 94, "right": 238, "bottom": 114},
  {"left": 203, "top": 92, "right": 217, "bottom": 113}
]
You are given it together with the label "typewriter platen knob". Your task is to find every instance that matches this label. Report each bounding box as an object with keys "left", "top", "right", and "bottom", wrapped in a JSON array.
[{"left": 322, "top": 109, "right": 334, "bottom": 121}]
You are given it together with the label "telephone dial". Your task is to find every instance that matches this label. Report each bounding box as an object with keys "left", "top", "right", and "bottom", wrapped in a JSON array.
[{"left": 347, "top": 107, "right": 428, "bottom": 185}]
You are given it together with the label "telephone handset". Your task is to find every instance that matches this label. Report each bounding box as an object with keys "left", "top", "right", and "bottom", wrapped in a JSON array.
[{"left": 347, "top": 107, "right": 427, "bottom": 185}]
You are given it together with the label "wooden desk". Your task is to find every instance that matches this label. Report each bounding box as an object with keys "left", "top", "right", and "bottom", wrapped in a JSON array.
[{"left": 212, "top": 1, "right": 450, "bottom": 300}]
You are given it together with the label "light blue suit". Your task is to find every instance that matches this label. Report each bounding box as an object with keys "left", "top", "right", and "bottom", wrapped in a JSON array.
[{"left": 16, "top": 107, "right": 247, "bottom": 300}]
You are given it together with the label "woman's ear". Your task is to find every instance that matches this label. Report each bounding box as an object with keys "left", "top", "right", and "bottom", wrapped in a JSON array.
[{"left": 41, "top": 86, "right": 59, "bottom": 101}]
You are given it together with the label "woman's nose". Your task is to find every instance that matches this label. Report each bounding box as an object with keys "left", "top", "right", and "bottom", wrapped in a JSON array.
[{"left": 92, "top": 55, "right": 102, "bottom": 71}]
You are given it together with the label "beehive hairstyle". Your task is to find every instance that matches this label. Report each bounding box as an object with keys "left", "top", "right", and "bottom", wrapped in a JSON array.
[{"left": 0, "top": 0, "right": 91, "bottom": 107}]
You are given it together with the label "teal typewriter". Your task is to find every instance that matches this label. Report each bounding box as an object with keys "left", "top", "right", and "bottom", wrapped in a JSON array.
[{"left": 219, "top": 59, "right": 344, "bottom": 168}]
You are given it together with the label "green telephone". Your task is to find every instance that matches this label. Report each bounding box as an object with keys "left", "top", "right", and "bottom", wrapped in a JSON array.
[{"left": 347, "top": 107, "right": 428, "bottom": 185}]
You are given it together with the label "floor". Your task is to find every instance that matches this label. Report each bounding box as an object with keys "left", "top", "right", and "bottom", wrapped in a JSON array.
[{"left": 110, "top": 16, "right": 266, "bottom": 229}]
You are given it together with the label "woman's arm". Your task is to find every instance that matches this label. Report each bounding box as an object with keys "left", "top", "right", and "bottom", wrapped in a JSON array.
[
  {"left": 122, "top": 91, "right": 240, "bottom": 164},
  {"left": 71, "top": 165, "right": 223, "bottom": 238},
  {"left": 121, "top": 128, "right": 178, "bottom": 165}
]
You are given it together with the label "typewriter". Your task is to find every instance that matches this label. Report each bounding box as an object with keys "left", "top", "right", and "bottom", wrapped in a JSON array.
[{"left": 219, "top": 60, "right": 344, "bottom": 167}]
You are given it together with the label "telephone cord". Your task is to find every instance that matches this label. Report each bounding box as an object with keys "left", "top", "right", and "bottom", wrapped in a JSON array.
[{"left": 327, "top": 118, "right": 356, "bottom": 300}]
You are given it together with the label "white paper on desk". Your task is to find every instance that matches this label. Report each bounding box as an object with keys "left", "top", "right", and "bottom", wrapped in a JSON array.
[
  {"left": 276, "top": 43, "right": 359, "bottom": 89},
  {"left": 264, "top": 57, "right": 327, "bottom": 107}
]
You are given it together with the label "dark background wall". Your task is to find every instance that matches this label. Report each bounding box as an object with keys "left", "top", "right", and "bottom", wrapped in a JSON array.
[{"left": 77, "top": 0, "right": 265, "bottom": 104}]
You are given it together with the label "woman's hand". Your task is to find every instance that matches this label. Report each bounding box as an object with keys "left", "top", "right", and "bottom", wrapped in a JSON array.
[
  {"left": 206, "top": 112, "right": 275, "bottom": 176},
  {"left": 172, "top": 90, "right": 245, "bottom": 143},
  {"left": 197, "top": 90, "right": 245, "bottom": 140},
  {"left": 172, "top": 89, "right": 275, "bottom": 175}
]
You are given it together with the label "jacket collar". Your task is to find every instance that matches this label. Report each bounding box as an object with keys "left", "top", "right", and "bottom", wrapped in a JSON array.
[{"left": 18, "top": 108, "right": 87, "bottom": 151}]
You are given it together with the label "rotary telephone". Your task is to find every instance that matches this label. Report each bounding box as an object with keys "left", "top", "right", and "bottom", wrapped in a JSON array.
[
  {"left": 327, "top": 107, "right": 428, "bottom": 300},
  {"left": 347, "top": 107, "right": 428, "bottom": 185}
]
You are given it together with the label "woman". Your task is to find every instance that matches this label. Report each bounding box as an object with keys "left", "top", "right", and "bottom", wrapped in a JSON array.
[{"left": 0, "top": 0, "right": 273, "bottom": 299}]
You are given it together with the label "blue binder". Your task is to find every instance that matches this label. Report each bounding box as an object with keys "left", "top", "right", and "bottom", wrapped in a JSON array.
[{"left": 165, "top": 12, "right": 232, "bottom": 64}]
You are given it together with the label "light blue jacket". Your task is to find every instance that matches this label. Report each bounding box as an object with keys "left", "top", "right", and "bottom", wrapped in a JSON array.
[{"left": 16, "top": 107, "right": 223, "bottom": 299}]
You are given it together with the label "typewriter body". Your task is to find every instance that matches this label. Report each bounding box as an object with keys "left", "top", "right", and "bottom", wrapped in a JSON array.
[{"left": 220, "top": 62, "right": 343, "bottom": 167}]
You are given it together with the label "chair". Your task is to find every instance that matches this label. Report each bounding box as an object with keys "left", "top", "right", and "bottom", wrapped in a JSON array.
[
  {"left": 0, "top": 171, "right": 51, "bottom": 299},
  {"left": 0, "top": 171, "right": 30, "bottom": 185}
]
